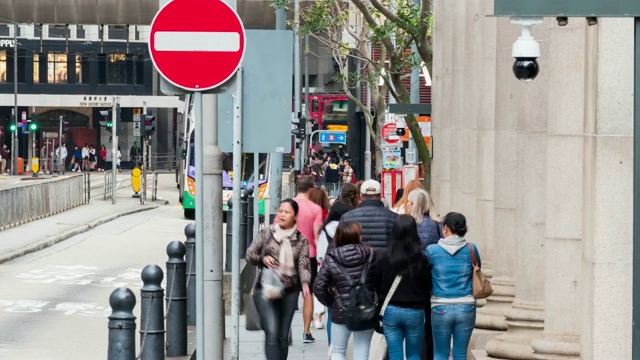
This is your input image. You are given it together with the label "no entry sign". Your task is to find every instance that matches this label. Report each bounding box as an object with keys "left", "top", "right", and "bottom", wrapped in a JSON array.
[{"left": 149, "top": 0, "right": 246, "bottom": 91}]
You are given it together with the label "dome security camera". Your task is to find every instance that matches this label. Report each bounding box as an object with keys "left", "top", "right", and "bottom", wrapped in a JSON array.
[{"left": 511, "top": 17, "right": 543, "bottom": 82}]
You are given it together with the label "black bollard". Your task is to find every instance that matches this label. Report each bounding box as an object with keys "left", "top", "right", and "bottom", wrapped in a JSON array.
[
  {"left": 225, "top": 199, "right": 233, "bottom": 272},
  {"left": 140, "top": 265, "right": 165, "bottom": 360},
  {"left": 246, "top": 187, "right": 255, "bottom": 251},
  {"left": 166, "top": 241, "right": 188, "bottom": 357},
  {"left": 108, "top": 287, "right": 137, "bottom": 360},
  {"left": 184, "top": 223, "right": 196, "bottom": 326},
  {"left": 240, "top": 189, "right": 249, "bottom": 257}
]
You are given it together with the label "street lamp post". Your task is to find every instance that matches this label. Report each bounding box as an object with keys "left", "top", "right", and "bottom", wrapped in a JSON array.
[{"left": 491, "top": 0, "right": 640, "bottom": 355}]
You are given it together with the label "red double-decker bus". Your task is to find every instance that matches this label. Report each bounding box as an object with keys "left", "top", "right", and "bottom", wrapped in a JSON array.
[{"left": 303, "top": 93, "right": 349, "bottom": 129}]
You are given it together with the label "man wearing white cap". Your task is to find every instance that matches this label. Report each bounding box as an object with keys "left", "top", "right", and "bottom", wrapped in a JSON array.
[{"left": 340, "top": 179, "right": 398, "bottom": 252}]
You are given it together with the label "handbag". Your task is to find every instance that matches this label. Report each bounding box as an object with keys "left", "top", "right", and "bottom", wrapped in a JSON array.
[
  {"left": 468, "top": 244, "right": 493, "bottom": 299},
  {"left": 374, "top": 274, "right": 402, "bottom": 334}
]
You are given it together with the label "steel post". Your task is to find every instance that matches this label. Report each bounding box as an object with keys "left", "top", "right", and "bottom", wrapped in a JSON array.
[
  {"left": 184, "top": 223, "right": 196, "bottom": 326},
  {"left": 268, "top": 5, "right": 286, "bottom": 220},
  {"left": 107, "top": 287, "right": 137, "bottom": 360},
  {"left": 633, "top": 15, "right": 640, "bottom": 359},
  {"left": 231, "top": 67, "right": 244, "bottom": 359},
  {"left": 253, "top": 154, "right": 260, "bottom": 237},
  {"left": 194, "top": 91, "right": 205, "bottom": 360},
  {"left": 166, "top": 240, "right": 188, "bottom": 357},
  {"left": 111, "top": 98, "right": 117, "bottom": 204},
  {"left": 58, "top": 116, "right": 64, "bottom": 174},
  {"left": 240, "top": 189, "right": 249, "bottom": 257},
  {"left": 139, "top": 265, "right": 165, "bottom": 360},
  {"left": 225, "top": 199, "right": 234, "bottom": 272},
  {"left": 12, "top": 24, "right": 17, "bottom": 176},
  {"left": 246, "top": 187, "right": 255, "bottom": 249}
]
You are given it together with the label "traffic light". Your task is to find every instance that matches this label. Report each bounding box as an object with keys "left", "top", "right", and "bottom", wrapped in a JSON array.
[
  {"left": 291, "top": 113, "right": 307, "bottom": 140},
  {"left": 99, "top": 110, "right": 113, "bottom": 133},
  {"left": 144, "top": 114, "right": 156, "bottom": 136},
  {"left": 62, "top": 120, "right": 70, "bottom": 132},
  {"left": 29, "top": 122, "right": 37, "bottom": 131},
  {"left": 9, "top": 123, "right": 16, "bottom": 132}
]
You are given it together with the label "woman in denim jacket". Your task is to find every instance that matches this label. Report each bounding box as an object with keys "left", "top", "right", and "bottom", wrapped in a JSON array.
[{"left": 426, "top": 212, "right": 480, "bottom": 360}]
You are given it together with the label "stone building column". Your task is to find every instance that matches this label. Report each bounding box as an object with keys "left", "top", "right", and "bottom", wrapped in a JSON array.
[
  {"left": 529, "top": 21, "right": 586, "bottom": 360},
  {"left": 485, "top": 18, "right": 549, "bottom": 360},
  {"left": 475, "top": 16, "right": 515, "bottom": 332},
  {"left": 579, "top": 19, "right": 633, "bottom": 359}
]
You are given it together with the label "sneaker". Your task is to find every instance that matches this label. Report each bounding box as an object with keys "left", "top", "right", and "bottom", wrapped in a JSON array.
[
  {"left": 313, "top": 320, "right": 325, "bottom": 329},
  {"left": 302, "top": 333, "right": 316, "bottom": 344}
]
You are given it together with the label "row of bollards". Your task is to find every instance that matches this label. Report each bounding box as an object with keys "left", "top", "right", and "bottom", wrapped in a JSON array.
[
  {"left": 109, "top": 194, "right": 261, "bottom": 360},
  {"left": 108, "top": 236, "right": 191, "bottom": 360}
]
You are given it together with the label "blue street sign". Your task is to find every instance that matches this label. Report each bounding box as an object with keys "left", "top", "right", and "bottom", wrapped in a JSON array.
[{"left": 319, "top": 131, "right": 347, "bottom": 145}]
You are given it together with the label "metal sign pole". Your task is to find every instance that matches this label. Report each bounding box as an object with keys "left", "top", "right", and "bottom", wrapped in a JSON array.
[
  {"left": 231, "top": 67, "right": 243, "bottom": 359},
  {"left": 12, "top": 24, "right": 17, "bottom": 176},
  {"left": 111, "top": 98, "right": 117, "bottom": 204},
  {"left": 194, "top": 91, "right": 205, "bottom": 360},
  {"left": 253, "top": 152, "right": 259, "bottom": 237}
]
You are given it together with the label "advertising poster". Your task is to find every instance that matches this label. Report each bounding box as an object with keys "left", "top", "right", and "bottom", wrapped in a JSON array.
[{"left": 383, "top": 149, "right": 403, "bottom": 169}]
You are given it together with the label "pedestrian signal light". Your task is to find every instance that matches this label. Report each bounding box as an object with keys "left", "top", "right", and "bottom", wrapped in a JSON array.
[
  {"left": 144, "top": 115, "right": 156, "bottom": 136},
  {"left": 29, "top": 122, "right": 37, "bottom": 131},
  {"left": 9, "top": 123, "right": 16, "bottom": 131},
  {"left": 99, "top": 110, "right": 113, "bottom": 133}
]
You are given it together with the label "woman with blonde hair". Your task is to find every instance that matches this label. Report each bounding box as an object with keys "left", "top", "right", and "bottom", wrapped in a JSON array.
[
  {"left": 407, "top": 189, "right": 442, "bottom": 251},
  {"left": 392, "top": 179, "right": 424, "bottom": 214}
]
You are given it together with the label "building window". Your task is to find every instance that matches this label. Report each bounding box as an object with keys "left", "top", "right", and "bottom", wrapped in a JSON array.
[
  {"left": 48, "top": 53, "right": 67, "bottom": 83},
  {"left": 33, "top": 54, "right": 38, "bottom": 83},
  {"left": 0, "top": 51, "right": 6, "bottom": 82},
  {"left": 107, "top": 53, "right": 126, "bottom": 84}
]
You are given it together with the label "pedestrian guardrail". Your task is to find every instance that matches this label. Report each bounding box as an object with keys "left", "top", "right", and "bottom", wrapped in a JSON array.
[
  {"left": 151, "top": 172, "right": 159, "bottom": 201},
  {"left": 104, "top": 171, "right": 113, "bottom": 200},
  {"left": 83, "top": 173, "right": 91, "bottom": 204}
]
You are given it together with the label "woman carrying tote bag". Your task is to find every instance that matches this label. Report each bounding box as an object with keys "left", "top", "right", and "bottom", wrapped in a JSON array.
[
  {"left": 245, "top": 199, "right": 312, "bottom": 360},
  {"left": 426, "top": 212, "right": 489, "bottom": 360}
]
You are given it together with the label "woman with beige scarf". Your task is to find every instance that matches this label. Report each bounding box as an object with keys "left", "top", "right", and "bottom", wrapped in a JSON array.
[{"left": 246, "top": 198, "right": 312, "bottom": 360}]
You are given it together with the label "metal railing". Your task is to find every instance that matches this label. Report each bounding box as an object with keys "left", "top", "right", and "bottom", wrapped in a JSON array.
[
  {"left": 104, "top": 170, "right": 113, "bottom": 200},
  {"left": 152, "top": 172, "right": 159, "bottom": 201},
  {"left": 150, "top": 152, "right": 179, "bottom": 172},
  {"left": 83, "top": 173, "right": 91, "bottom": 204}
]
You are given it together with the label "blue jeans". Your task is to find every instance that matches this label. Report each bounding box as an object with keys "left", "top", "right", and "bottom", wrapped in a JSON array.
[
  {"left": 330, "top": 323, "right": 374, "bottom": 360},
  {"left": 382, "top": 305, "right": 424, "bottom": 360},
  {"left": 431, "top": 304, "right": 476, "bottom": 360}
]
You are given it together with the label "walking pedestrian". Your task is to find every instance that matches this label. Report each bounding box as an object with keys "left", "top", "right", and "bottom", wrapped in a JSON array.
[
  {"left": 72, "top": 146, "right": 82, "bottom": 172},
  {"left": 392, "top": 179, "right": 424, "bottom": 214},
  {"left": 372, "top": 215, "right": 432, "bottom": 360},
  {"left": 315, "top": 201, "right": 351, "bottom": 346},
  {"left": 341, "top": 158, "right": 355, "bottom": 184},
  {"left": 337, "top": 183, "right": 359, "bottom": 210},
  {"left": 426, "top": 212, "right": 480, "bottom": 360},
  {"left": 293, "top": 176, "right": 324, "bottom": 343},
  {"left": 116, "top": 146, "right": 122, "bottom": 172},
  {"left": 245, "top": 199, "right": 312, "bottom": 360},
  {"left": 314, "top": 221, "right": 378, "bottom": 360},
  {"left": 407, "top": 189, "right": 442, "bottom": 251},
  {"left": 341, "top": 179, "right": 398, "bottom": 254},
  {"left": 308, "top": 186, "right": 330, "bottom": 330},
  {"left": 82, "top": 144, "right": 89, "bottom": 171},
  {"left": 0, "top": 145, "right": 7, "bottom": 174},
  {"left": 89, "top": 145, "right": 97, "bottom": 171},
  {"left": 99, "top": 145, "right": 107, "bottom": 171}
]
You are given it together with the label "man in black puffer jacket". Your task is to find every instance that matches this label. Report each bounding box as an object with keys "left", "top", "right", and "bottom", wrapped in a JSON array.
[{"left": 340, "top": 179, "right": 398, "bottom": 252}]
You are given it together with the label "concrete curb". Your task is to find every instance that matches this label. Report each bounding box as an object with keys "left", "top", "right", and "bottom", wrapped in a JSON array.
[{"left": 0, "top": 205, "right": 159, "bottom": 264}]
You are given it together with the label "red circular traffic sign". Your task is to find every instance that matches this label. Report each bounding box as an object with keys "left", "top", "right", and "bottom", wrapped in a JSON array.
[
  {"left": 382, "top": 123, "right": 400, "bottom": 144},
  {"left": 149, "top": 0, "right": 246, "bottom": 91}
]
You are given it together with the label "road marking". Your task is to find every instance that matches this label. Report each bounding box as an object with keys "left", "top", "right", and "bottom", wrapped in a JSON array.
[{"left": 154, "top": 31, "right": 241, "bottom": 52}]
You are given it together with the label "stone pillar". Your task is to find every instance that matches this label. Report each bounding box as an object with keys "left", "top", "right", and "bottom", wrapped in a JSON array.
[
  {"left": 431, "top": 0, "right": 453, "bottom": 211},
  {"left": 475, "top": 16, "right": 516, "bottom": 332},
  {"left": 445, "top": 0, "right": 466, "bottom": 213},
  {"left": 486, "top": 18, "right": 549, "bottom": 360},
  {"left": 529, "top": 21, "right": 586, "bottom": 360},
  {"left": 579, "top": 19, "right": 633, "bottom": 359}
]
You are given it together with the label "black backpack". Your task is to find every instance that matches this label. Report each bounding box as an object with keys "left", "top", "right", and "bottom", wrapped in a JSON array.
[{"left": 332, "top": 251, "right": 378, "bottom": 331}]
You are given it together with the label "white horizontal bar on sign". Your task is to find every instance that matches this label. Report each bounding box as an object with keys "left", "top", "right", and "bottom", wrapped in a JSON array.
[{"left": 154, "top": 31, "right": 240, "bottom": 52}]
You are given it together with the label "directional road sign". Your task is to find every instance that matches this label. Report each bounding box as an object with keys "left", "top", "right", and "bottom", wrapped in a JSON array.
[
  {"left": 319, "top": 131, "right": 347, "bottom": 145},
  {"left": 149, "top": 0, "right": 246, "bottom": 91}
]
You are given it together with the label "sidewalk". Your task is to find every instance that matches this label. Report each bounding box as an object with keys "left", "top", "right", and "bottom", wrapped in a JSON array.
[
  {"left": 223, "top": 310, "right": 330, "bottom": 360},
  {"left": 0, "top": 195, "right": 158, "bottom": 264}
]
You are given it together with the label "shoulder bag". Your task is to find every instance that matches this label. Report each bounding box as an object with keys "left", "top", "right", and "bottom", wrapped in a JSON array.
[
  {"left": 374, "top": 274, "right": 402, "bottom": 334},
  {"left": 467, "top": 244, "right": 493, "bottom": 299}
]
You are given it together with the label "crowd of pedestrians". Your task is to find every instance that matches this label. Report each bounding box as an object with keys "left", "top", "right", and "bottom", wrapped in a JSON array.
[{"left": 246, "top": 175, "right": 487, "bottom": 360}]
